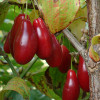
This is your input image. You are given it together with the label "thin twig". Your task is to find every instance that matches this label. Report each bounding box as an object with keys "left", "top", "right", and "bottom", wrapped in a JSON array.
[
  {"left": 0, "top": 47, "right": 19, "bottom": 76},
  {"left": 20, "top": 55, "right": 38, "bottom": 78},
  {"left": 62, "top": 28, "right": 84, "bottom": 53},
  {"left": 62, "top": 28, "right": 88, "bottom": 61}
]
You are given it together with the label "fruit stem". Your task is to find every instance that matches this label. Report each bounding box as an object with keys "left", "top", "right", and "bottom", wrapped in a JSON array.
[
  {"left": 0, "top": 48, "right": 19, "bottom": 77},
  {"left": 25, "top": 0, "right": 28, "bottom": 19},
  {"left": 20, "top": 55, "right": 38, "bottom": 78},
  {"left": 31, "top": 0, "right": 39, "bottom": 18},
  {"left": 22, "top": 4, "right": 25, "bottom": 14},
  {"left": 71, "top": 56, "right": 73, "bottom": 70}
]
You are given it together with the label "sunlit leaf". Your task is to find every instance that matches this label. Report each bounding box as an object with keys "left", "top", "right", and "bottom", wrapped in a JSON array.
[
  {"left": 38, "top": 0, "right": 80, "bottom": 34},
  {"left": 0, "top": 60, "right": 8, "bottom": 65}
]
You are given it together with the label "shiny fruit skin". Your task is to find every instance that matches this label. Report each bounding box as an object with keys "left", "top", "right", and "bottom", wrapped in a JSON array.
[
  {"left": 33, "top": 18, "right": 53, "bottom": 59},
  {"left": 58, "top": 45, "right": 71, "bottom": 73},
  {"left": 9, "top": 14, "right": 29, "bottom": 56},
  {"left": 4, "top": 32, "right": 10, "bottom": 53},
  {"left": 13, "top": 19, "right": 38, "bottom": 65},
  {"left": 77, "top": 56, "right": 89, "bottom": 92},
  {"left": 46, "top": 34, "right": 62, "bottom": 67},
  {"left": 63, "top": 69, "right": 80, "bottom": 100}
]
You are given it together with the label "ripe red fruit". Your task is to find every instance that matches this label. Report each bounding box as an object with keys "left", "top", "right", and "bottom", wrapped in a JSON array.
[
  {"left": 33, "top": 18, "right": 53, "bottom": 59},
  {"left": 9, "top": 14, "right": 29, "bottom": 56},
  {"left": 58, "top": 45, "right": 71, "bottom": 73},
  {"left": 63, "top": 69, "right": 80, "bottom": 100},
  {"left": 13, "top": 19, "right": 38, "bottom": 65},
  {"left": 4, "top": 32, "right": 10, "bottom": 53},
  {"left": 46, "top": 34, "right": 62, "bottom": 67},
  {"left": 77, "top": 56, "right": 89, "bottom": 92}
]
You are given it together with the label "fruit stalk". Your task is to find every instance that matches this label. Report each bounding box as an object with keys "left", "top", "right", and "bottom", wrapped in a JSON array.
[
  {"left": 8, "top": 1, "right": 38, "bottom": 9},
  {"left": 20, "top": 56, "right": 38, "bottom": 78},
  {"left": 0, "top": 47, "right": 18, "bottom": 76}
]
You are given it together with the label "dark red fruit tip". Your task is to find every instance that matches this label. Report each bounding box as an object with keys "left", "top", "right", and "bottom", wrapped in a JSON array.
[
  {"left": 58, "top": 45, "right": 71, "bottom": 73},
  {"left": 4, "top": 32, "right": 10, "bottom": 54}
]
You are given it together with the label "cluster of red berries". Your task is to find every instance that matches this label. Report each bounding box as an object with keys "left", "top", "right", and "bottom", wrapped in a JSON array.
[
  {"left": 4, "top": 14, "right": 71, "bottom": 73},
  {"left": 4, "top": 14, "right": 89, "bottom": 100},
  {"left": 63, "top": 56, "right": 89, "bottom": 100}
]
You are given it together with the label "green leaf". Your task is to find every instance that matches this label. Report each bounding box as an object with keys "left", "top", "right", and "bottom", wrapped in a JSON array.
[
  {"left": 63, "top": 34, "right": 76, "bottom": 52},
  {"left": 30, "top": 70, "right": 61, "bottom": 100},
  {"left": 30, "top": 89, "right": 51, "bottom": 100},
  {"left": 0, "top": 23, "right": 13, "bottom": 32},
  {"left": 8, "top": 91, "right": 24, "bottom": 100},
  {"left": 89, "top": 34, "right": 100, "bottom": 62},
  {"left": 38, "top": 0, "right": 80, "bottom": 34},
  {"left": 0, "top": 77, "right": 30, "bottom": 100},
  {"left": 6, "top": 5, "right": 21, "bottom": 20},
  {"left": 0, "top": 1, "right": 10, "bottom": 26},
  {"left": 49, "top": 67, "right": 66, "bottom": 97},
  {"left": 8, "top": 88, "right": 51, "bottom": 100}
]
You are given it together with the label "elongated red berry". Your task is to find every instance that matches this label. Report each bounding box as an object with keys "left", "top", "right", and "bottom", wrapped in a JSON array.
[
  {"left": 13, "top": 19, "right": 38, "bottom": 65},
  {"left": 58, "top": 45, "right": 71, "bottom": 73},
  {"left": 77, "top": 56, "right": 89, "bottom": 92},
  {"left": 46, "top": 34, "right": 62, "bottom": 67},
  {"left": 63, "top": 69, "right": 80, "bottom": 100},
  {"left": 9, "top": 14, "right": 29, "bottom": 56},
  {"left": 33, "top": 18, "right": 53, "bottom": 59}
]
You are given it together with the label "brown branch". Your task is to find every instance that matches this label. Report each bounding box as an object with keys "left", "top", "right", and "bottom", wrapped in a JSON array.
[
  {"left": 86, "top": 0, "right": 100, "bottom": 100},
  {"left": 87, "top": 0, "right": 100, "bottom": 43},
  {"left": 62, "top": 28, "right": 87, "bottom": 60},
  {"left": 8, "top": 1, "right": 38, "bottom": 9},
  {"left": 62, "top": 29, "right": 83, "bottom": 52}
]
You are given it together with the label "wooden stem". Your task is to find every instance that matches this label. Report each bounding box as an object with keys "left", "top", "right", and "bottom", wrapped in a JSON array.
[{"left": 87, "top": 0, "right": 100, "bottom": 99}]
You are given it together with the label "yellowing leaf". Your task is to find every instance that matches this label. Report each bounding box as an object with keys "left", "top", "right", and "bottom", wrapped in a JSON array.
[
  {"left": 75, "top": 0, "right": 87, "bottom": 20},
  {"left": 68, "top": 0, "right": 87, "bottom": 41},
  {"left": 38, "top": 0, "right": 80, "bottom": 34},
  {"left": 29, "top": 9, "right": 39, "bottom": 23},
  {"left": 89, "top": 34, "right": 100, "bottom": 62},
  {"left": 0, "top": 77, "right": 30, "bottom": 100},
  {"left": 68, "top": 19, "right": 85, "bottom": 41}
]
